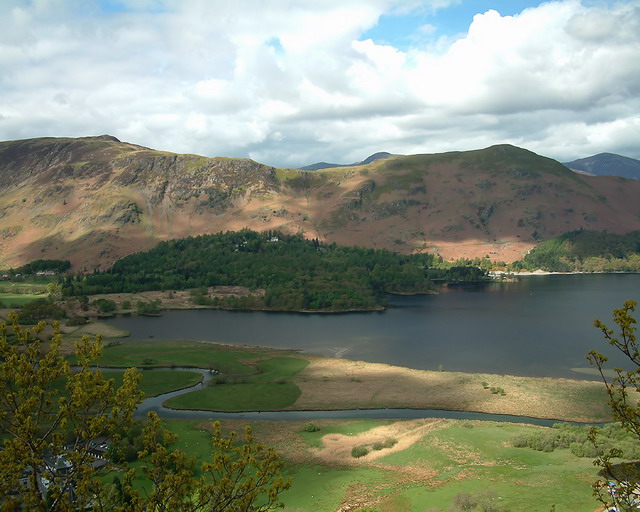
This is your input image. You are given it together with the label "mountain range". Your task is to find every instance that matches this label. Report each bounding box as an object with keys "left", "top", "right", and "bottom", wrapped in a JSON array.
[
  {"left": 1, "top": 135, "right": 640, "bottom": 270},
  {"left": 563, "top": 153, "right": 640, "bottom": 180},
  {"left": 298, "top": 152, "right": 395, "bottom": 171}
]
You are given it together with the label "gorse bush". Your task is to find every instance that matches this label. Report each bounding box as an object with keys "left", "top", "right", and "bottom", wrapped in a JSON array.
[
  {"left": 351, "top": 445, "right": 369, "bottom": 458},
  {"left": 511, "top": 422, "right": 640, "bottom": 458},
  {"left": 372, "top": 438, "right": 397, "bottom": 451}
]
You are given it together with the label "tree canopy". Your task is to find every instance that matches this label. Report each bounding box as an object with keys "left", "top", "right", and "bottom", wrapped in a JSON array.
[
  {"left": 14, "top": 259, "right": 71, "bottom": 274},
  {"left": 0, "top": 316, "right": 290, "bottom": 511},
  {"left": 588, "top": 300, "right": 640, "bottom": 510},
  {"left": 515, "top": 230, "right": 640, "bottom": 272},
  {"left": 61, "top": 229, "right": 487, "bottom": 311}
]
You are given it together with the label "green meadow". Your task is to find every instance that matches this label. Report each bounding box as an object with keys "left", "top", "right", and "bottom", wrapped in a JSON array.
[
  {"left": 51, "top": 370, "right": 202, "bottom": 399},
  {"left": 110, "top": 369, "right": 202, "bottom": 398},
  {"left": 155, "top": 418, "right": 603, "bottom": 512},
  {"left": 64, "top": 337, "right": 614, "bottom": 510},
  {"left": 0, "top": 293, "right": 46, "bottom": 307},
  {"left": 97, "top": 341, "right": 309, "bottom": 411}
]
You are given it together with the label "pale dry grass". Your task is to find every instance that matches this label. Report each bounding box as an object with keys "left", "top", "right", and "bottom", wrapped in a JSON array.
[
  {"left": 311, "top": 418, "right": 444, "bottom": 465},
  {"left": 292, "top": 356, "right": 610, "bottom": 423}
]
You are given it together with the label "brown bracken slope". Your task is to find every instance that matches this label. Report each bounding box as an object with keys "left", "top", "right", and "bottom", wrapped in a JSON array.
[{"left": 1, "top": 135, "right": 640, "bottom": 270}]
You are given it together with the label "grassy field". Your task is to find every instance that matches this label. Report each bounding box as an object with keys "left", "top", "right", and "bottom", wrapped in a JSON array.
[
  {"left": 98, "top": 339, "right": 299, "bottom": 373},
  {"left": 158, "top": 418, "right": 604, "bottom": 512},
  {"left": 51, "top": 370, "right": 202, "bottom": 399},
  {"left": 95, "top": 340, "right": 309, "bottom": 411},
  {"left": 165, "top": 357, "right": 309, "bottom": 411},
  {"left": 293, "top": 356, "right": 610, "bottom": 423},
  {"left": 110, "top": 369, "right": 202, "bottom": 397},
  {"left": 89, "top": 339, "right": 611, "bottom": 422},
  {"left": 0, "top": 325, "right": 616, "bottom": 510},
  {"left": 0, "top": 277, "right": 54, "bottom": 306},
  {"left": 0, "top": 293, "right": 46, "bottom": 306}
]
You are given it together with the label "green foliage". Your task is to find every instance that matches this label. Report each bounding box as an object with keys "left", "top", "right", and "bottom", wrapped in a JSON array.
[
  {"left": 372, "top": 438, "right": 397, "bottom": 451},
  {"left": 512, "top": 421, "right": 640, "bottom": 458},
  {"left": 47, "top": 281, "right": 63, "bottom": 302},
  {"left": 92, "top": 297, "right": 117, "bottom": 313},
  {"left": 302, "top": 423, "right": 320, "bottom": 432},
  {"left": 447, "top": 491, "right": 508, "bottom": 512},
  {"left": 15, "top": 258, "right": 71, "bottom": 274},
  {"left": 0, "top": 318, "right": 291, "bottom": 511},
  {"left": 127, "top": 415, "right": 290, "bottom": 511},
  {"left": 136, "top": 299, "right": 162, "bottom": 315},
  {"left": 62, "top": 229, "right": 487, "bottom": 311},
  {"left": 66, "top": 316, "right": 88, "bottom": 326},
  {"left": 351, "top": 445, "right": 370, "bottom": 458},
  {"left": 18, "top": 297, "right": 65, "bottom": 323},
  {"left": 0, "top": 314, "right": 143, "bottom": 510},
  {"left": 516, "top": 230, "right": 640, "bottom": 272},
  {"left": 112, "top": 420, "right": 146, "bottom": 462},
  {"left": 588, "top": 300, "right": 640, "bottom": 510}
]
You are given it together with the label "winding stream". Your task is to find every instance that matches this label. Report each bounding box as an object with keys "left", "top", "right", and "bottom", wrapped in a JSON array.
[{"left": 134, "top": 367, "right": 596, "bottom": 427}]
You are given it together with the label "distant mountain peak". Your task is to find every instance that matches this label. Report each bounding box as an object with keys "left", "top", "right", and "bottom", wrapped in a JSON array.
[
  {"left": 2, "top": 135, "right": 640, "bottom": 270},
  {"left": 298, "top": 151, "right": 396, "bottom": 171},
  {"left": 563, "top": 153, "right": 640, "bottom": 180}
]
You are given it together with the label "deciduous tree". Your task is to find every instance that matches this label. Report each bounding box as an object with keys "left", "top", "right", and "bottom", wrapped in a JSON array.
[
  {"left": 588, "top": 300, "right": 640, "bottom": 511},
  {"left": 0, "top": 313, "right": 143, "bottom": 510},
  {"left": 123, "top": 413, "right": 291, "bottom": 511},
  {"left": 0, "top": 315, "right": 290, "bottom": 511}
]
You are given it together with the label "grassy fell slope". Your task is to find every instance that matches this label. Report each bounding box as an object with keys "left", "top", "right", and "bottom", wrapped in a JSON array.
[{"left": 1, "top": 136, "right": 640, "bottom": 269}]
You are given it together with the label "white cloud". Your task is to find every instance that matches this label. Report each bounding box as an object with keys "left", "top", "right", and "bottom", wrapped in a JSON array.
[{"left": 0, "top": 0, "right": 639, "bottom": 167}]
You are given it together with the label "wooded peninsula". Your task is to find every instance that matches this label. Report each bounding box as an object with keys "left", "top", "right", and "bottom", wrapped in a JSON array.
[{"left": 57, "top": 230, "right": 487, "bottom": 312}]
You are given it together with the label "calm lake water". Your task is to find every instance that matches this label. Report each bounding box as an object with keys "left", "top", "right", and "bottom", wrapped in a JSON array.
[{"left": 106, "top": 274, "right": 640, "bottom": 379}]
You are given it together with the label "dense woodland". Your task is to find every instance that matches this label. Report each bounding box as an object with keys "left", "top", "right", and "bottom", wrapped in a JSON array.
[
  {"left": 5, "top": 229, "right": 640, "bottom": 314},
  {"left": 514, "top": 230, "right": 640, "bottom": 272},
  {"left": 60, "top": 230, "right": 487, "bottom": 311},
  {"left": 13, "top": 259, "right": 71, "bottom": 274}
]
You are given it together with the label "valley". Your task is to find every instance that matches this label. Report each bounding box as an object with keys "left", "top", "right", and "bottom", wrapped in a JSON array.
[
  {"left": 1, "top": 271, "right": 635, "bottom": 511},
  {"left": 2, "top": 135, "right": 640, "bottom": 510},
  {"left": 17, "top": 324, "right": 612, "bottom": 512}
]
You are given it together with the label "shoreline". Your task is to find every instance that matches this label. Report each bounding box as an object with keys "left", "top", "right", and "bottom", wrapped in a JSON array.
[
  {"left": 490, "top": 269, "right": 640, "bottom": 276},
  {"left": 123, "top": 362, "right": 609, "bottom": 424},
  {"left": 98, "top": 348, "right": 611, "bottom": 424}
]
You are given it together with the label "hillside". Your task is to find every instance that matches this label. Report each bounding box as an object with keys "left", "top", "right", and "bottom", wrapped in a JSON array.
[
  {"left": 518, "top": 229, "right": 640, "bottom": 272},
  {"left": 564, "top": 153, "right": 640, "bottom": 180},
  {"left": 2, "top": 136, "right": 640, "bottom": 270}
]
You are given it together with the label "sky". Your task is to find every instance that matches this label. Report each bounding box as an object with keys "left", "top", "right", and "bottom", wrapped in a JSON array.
[{"left": 1, "top": 0, "right": 639, "bottom": 168}]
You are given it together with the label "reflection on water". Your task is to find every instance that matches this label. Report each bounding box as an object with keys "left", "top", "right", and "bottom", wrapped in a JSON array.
[{"left": 105, "top": 274, "right": 640, "bottom": 379}]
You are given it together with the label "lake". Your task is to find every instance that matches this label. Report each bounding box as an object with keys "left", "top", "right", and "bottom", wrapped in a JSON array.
[{"left": 105, "top": 273, "right": 639, "bottom": 379}]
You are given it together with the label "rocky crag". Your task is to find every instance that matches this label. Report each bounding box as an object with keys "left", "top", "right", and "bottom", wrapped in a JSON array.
[{"left": 2, "top": 135, "right": 640, "bottom": 270}]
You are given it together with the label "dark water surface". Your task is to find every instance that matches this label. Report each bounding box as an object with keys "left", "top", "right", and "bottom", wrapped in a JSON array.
[{"left": 106, "top": 274, "right": 639, "bottom": 379}]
